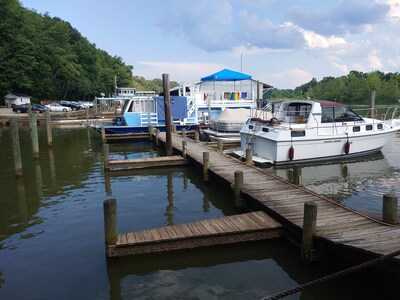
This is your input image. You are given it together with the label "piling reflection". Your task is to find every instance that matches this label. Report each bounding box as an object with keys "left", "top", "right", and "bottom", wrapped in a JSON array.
[
  {"left": 48, "top": 149, "right": 56, "bottom": 182},
  {"left": 16, "top": 178, "right": 27, "bottom": 222},
  {"left": 165, "top": 173, "right": 174, "bottom": 225},
  {"left": 34, "top": 161, "right": 43, "bottom": 199}
]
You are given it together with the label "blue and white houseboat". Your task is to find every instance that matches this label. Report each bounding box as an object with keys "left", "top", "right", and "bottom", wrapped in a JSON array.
[{"left": 92, "top": 69, "right": 272, "bottom": 135}]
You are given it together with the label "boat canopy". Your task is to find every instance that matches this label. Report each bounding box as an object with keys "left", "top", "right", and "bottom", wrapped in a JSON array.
[{"left": 201, "top": 69, "right": 252, "bottom": 82}]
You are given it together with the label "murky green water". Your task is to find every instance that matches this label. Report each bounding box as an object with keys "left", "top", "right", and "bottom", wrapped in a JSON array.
[{"left": 0, "top": 126, "right": 399, "bottom": 299}]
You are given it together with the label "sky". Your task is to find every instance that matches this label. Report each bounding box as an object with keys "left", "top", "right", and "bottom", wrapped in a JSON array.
[{"left": 21, "top": 0, "right": 400, "bottom": 89}]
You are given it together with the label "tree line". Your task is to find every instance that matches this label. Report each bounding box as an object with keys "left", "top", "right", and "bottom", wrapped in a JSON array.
[{"left": 269, "top": 71, "right": 400, "bottom": 105}]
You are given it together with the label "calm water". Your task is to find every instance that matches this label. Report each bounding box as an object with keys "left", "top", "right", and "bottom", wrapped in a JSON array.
[{"left": 0, "top": 126, "right": 399, "bottom": 300}]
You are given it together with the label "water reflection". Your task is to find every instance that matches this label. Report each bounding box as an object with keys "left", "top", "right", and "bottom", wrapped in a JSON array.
[{"left": 166, "top": 173, "right": 174, "bottom": 225}]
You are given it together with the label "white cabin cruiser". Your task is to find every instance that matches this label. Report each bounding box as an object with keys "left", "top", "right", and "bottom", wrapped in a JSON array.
[{"left": 235, "top": 100, "right": 400, "bottom": 165}]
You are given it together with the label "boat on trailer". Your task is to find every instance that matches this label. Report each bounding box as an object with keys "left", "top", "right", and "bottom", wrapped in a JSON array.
[{"left": 234, "top": 99, "right": 400, "bottom": 165}]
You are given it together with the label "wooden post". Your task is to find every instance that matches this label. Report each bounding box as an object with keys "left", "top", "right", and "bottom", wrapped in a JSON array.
[
  {"left": 245, "top": 148, "right": 253, "bottom": 165},
  {"left": 382, "top": 194, "right": 398, "bottom": 224},
  {"left": 101, "top": 127, "right": 106, "bottom": 144},
  {"left": 30, "top": 114, "right": 39, "bottom": 159},
  {"left": 148, "top": 125, "right": 153, "bottom": 141},
  {"left": 301, "top": 201, "right": 318, "bottom": 262},
  {"left": 182, "top": 140, "right": 187, "bottom": 158},
  {"left": 369, "top": 90, "right": 376, "bottom": 118},
  {"left": 162, "top": 74, "right": 173, "bottom": 156},
  {"left": 172, "top": 125, "right": 177, "bottom": 133},
  {"left": 234, "top": 171, "right": 244, "bottom": 207},
  {"left": 103, "top": 143, "right": 109, "bottom": 170},
  {"left": 182, "top": 128, "right": 186, "bottom": 138},
  {"left": 11, "top": 119, "right": 23, "bottom": 178},
  {"left": 293, "top": 166, "right": 302, "bottom": 185},
  {"left": 194, "top": 130, "right": 199, "bottom": 143},
  {"left": 217, "top": 140, "right": 223, "bottom": 153},
  {"left": 86, "top": 107, "right": 89, "bottom": 125},
  {"left": 45, "top": 110, "right": 53, "bottom": 147},
  {"left": 203, "top": 151, "right": 209, "bottom": 181},
  {"left": 103, "top": 199, "right": 118, "bottom": 245},
  {"left": 27, "top": 103, "right": 32, "bottom": 116},
  {"left": 155, "top": 128, "right": 160, "bottom": 146}
]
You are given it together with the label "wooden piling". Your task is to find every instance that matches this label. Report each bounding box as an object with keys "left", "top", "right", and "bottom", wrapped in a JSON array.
[
  {"left": 245, "top": 148, "right": 253, "bottom": 166},
  {"left": 86, "top": 107, "right": 89, "bottom": 125},
  {"left": 217, "top": 140, "right": 223, "bottom": 153},
  {"left": 172, "top": 125, "right": 177, "bottom": 133},
  {"left": 45, "top": 110, "right": 53, "bottom": 147},
  {"left": 293, "top": 166, "right": 302, "bottom": 185},
  {"left": 182, "top": 140, "right": 187, "bottom": 158},
  {"left": 301, "top": 201, "right": 317, "bottom": 262},
  {"left": 203, "top": 151, "right": 209, "bottom": 181},
  {"left": 101, "top": 127, "right": 106, "bottom": 144},
  {"left": 148, "top": 125, "right": 153, "bottom": 141},
  {"left": 162, "top": 73, "right": 173, "bottom": 156},
  {"left": 382, "top": 194, "right": 398, "bottom": 224},
  {"left": 194, "top": 130, "right": 199, "bottom": 143},
  {"left": 155, "top": 128, "right": 160, "bottom": 146},
  {"left": 103, "top": 199, "right": 118, "bottom": 245},
  {"left": 369, "top": 90, "right": 376, "bottom": 118},
  {"left": 234, "top": 170, "right": 244, "bottom": 207},
  {"left": 103, "top": 143, "right": 109, "bottom": 169},
  {"left": 30, "top": 114, "right": 39, "bottom": 159},
  {"left": 182, "top": 128, "right": 186, "bottom": 138},
  {"left": 11, "top": 119, "right": 23, "bottom": 178}
]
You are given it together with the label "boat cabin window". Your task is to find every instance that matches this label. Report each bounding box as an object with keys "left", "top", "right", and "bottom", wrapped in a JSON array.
[
  {"left": 284, "top": 103, "right": 311, "bottom": 123},
  {"left": 366, "top": 125, "right": 373, "bottom": 131},
  {"left": 321, "top": 106, "right": 363, "bottom": 123},
  {"left": 377, "top": 123, "right": 383, "bottom": 129},
  {"left": 353, "top": 126, "right": 360, "bottom": 132}
]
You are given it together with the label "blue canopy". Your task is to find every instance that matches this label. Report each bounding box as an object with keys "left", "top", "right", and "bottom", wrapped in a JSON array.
[{"left": 201, "top": 69, "right": 252, "bottom": 81}]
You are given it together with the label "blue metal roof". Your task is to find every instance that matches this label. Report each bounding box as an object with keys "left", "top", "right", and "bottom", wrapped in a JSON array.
[{"left": 201, "top": 69, "right": 252, "bottom": 81}]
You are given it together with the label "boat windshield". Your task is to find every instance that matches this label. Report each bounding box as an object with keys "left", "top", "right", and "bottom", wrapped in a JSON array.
[{"left": 321, "top": 106, "right": 364, "bottom": 123}]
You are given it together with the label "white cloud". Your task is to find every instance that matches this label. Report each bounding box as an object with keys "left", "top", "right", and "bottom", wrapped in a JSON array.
[
  {"left": 297, "top": 27, "right": 346, "bottom": 49},
  {"left": 377, "top": 0, "right": 400, "bottom": 18},
  {"left": 367, "top": 50, "right": 383, "bottom": 69},
  {"left": 135, "top": 61, "right": 225, "bottom": 82}
]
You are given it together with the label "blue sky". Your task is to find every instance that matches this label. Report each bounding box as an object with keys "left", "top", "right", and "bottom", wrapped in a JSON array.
[{"left": 21, "top": 0, "right": 400, "bottom": 89}]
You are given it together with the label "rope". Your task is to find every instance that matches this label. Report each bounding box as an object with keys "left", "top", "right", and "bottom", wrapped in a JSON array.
[{"left": 260, "top": 249, "right": 400, "bottom": 300}]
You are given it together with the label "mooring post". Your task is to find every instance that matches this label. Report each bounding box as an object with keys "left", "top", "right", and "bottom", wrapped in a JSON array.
[
  {"left": 148, "top": 125, "right": 153, "bottom": 141},
  {"left": 234, "top": 170, "right": 244, "bottom": 207},
  {"left": 45, "top": 110, "right": 53, "bottom": 147},
  {"left": 86, "top": 107, "right": 89, "bottom": 125},
  {"left": 11, "top": 119, "right": 23, "bottom": 178},
  {"left": 194, "top": 130, "right": 199, "bottom": 143},
  {"left": 162, "top": 73, "right": 173, "bottom": 156},
  {"left": 103, "top": 199, "right": 118, "bottom": 246},
  {"left": 101, "top": 127, "right": 106, "bottom": 144},
  {"left": 369, "top": 90, "right": 376, "bottom": 118},
  {"left": 245, "top": 148, "right": 253, "bottom": 166},
  {"left": 103, "top": 143, "right": 109, "bottom": 170},
  {"left": 217, "top": 140, "right": 223, "bottom": 153},
  {"left": 182, "top": 128, "right": 186, "bottom": 138},
  {"left": 301, "top": 201, "right": 318, "bottom": 262},
  {"left": 203, "top": 151, "right": 209, "bottom": 181},
  {"left": 382, "top": 194, "right": 398, "bottom": 224},
  {"left": 172, "top": 125, "right": 177, "bottom": 133},
  {"left": 30, "top": 114, "right": 39, "bottom": 160},
  {"left": 182, "top": 140, "right": 187, "bottom": 158},
  {"left": 293, "top": 166, "right": 302, "bottom": 185},
  {"left": 155, "top": 128, "right": 160, "bottom": 146}
]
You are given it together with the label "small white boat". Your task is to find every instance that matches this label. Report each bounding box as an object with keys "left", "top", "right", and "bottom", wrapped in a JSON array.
[{"left": 234, "top": 100, "right": 400, "bottom": 165}]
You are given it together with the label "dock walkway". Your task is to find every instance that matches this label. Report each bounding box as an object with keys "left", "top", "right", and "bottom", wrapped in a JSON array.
[
  {"left": 157, "top": 132, "right": 400, "bottom": 261},
  {"left": 107, "top": 211, "right": 283, "bottom": 257}
]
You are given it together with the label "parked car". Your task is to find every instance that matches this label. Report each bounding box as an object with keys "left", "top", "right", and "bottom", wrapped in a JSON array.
[
  {"left": 45, "top": 103, "right": 72, "bottom": 112},
  {"left": 12, "top": 103, "right": 48, "bottom": 114},
  {"left": 59, "top": 100, "right": 84, "bottom": 111}
]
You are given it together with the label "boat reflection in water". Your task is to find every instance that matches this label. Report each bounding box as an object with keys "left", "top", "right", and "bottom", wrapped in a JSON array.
[{"left": 266, "top": 152, "right": 399, "bottom": 218}]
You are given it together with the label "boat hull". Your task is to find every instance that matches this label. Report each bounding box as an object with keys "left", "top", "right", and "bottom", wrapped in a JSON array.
[{"left": 239, "top": 129, "right": 397, "bottom": 165}]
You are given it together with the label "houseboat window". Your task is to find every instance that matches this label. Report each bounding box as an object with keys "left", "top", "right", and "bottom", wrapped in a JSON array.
[
  {"left": 291, "top": 130, "right": 305, "bottom": 137},
  {"left": 249, "top": 125, "right": 254, "bottom": 130},
  {"left": 262, "top": 127, "right": 269, "bottom": 132},
  {"left": 353, "top": 126, "right": 360, "bottom": 132},
  {"left": 377, "top": 123, "right": 383, "bottom": 129},
  {"left": 366, "top": 125, "right": 373, "bottom": 130}
]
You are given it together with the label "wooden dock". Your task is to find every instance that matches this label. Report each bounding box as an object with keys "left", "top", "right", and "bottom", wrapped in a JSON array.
[
  {"left": 106, "top": 211, "right": 283, "bottom": 257},
  {"left": 153, "top": 132, "right": 400, "bottom": 262},
  {"left": 106, "top": 155, "right": 188, "bottom": 171}
]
